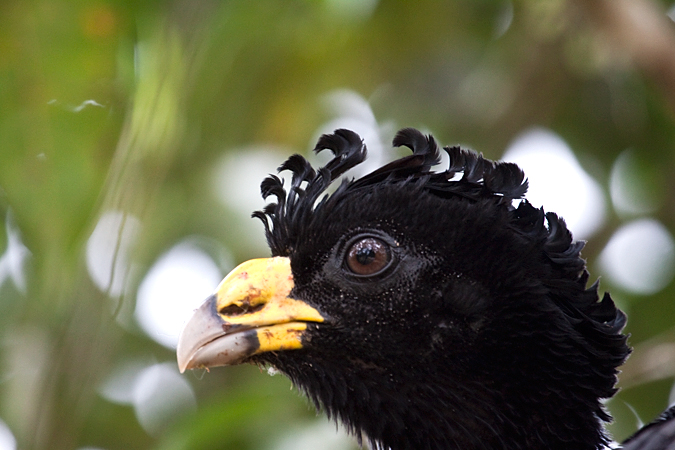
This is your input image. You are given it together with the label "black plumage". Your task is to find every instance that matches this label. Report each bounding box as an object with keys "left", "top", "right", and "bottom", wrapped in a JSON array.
[
  {"left": 623, "top": 405, "right": 675, "bottom": 450},
  {"left": 177, "top": 128, "right": 669, "bottom": 449}
]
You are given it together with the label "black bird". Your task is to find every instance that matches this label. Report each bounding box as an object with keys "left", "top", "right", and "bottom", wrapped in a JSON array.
[{"left": 177, "top": 128, "right": 668, "bottom": 449}]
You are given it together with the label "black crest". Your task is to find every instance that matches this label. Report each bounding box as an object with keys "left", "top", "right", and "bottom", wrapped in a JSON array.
[{"left": 253, "top": 128, "right": 528, "bottom": 255}]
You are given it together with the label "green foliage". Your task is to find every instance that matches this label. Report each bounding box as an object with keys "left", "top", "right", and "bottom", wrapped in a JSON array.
[{"left": 1, "top": 0, "right": 675, "bottom": 448}]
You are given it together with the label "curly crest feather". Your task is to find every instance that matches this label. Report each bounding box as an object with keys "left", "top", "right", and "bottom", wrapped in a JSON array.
[{"left": 254, "top": 128, "right": 529, "bottom": 255}]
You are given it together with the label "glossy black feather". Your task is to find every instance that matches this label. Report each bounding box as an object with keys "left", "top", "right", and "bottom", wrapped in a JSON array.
[
  {"left": 623, "top": 406, "right": 675, "bottom": 450},
  {"left": 251, "top": 128, "right": 632, "bottom": 450}
]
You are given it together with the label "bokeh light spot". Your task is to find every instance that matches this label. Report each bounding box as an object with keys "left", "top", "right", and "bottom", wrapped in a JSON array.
[
  {"left": 99, "top": 361, "right": 196, "bottom": 437},
  {"left": 270, "top": 420, "right": 356, "bottom": 450},
  {"left": 502, "top": 128, "right": 605, "bottom": 240},
  {"left": 324, "top": 0, "right": 379, "bottom": 20},
  {"left": 599, "top": 218, "right": 675, "bottom": 295},
  {"left": 132, "top": 362, "right": 197, "bottom": 436},
  {"left": 0, "top": 212, "right": 30, "bottom": 294},
  {"left": 609, "top": 148, "right": 660, "bottom": 216},
  {"left": 0, "top": 420, "right": 16, "bottom": 450},
  {"left": 99, "top": 359, "right": 150, "bottom": 405},
  {"left": 214, "top": 148, "right": 282, "bottom": 216},
  {"left": 135, "top": 241, "right": 225, "bottom": 349},
  {"left": 86, "top": 210, "right": 141, "bottom": 298},
  {"left": 494, "top": 1, "right": 514, "bottom": 38},
  {"left": 316, "top": 89, "right": 393, "bottom": 176}
]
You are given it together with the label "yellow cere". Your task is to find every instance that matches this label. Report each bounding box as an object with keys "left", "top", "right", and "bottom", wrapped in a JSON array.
[{"left": 215, "top": 257, "right": 324, "bottom": 327}]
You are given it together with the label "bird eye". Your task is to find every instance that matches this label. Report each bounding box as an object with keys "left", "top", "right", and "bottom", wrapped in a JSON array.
[{"left": 346, "top": 237, "right": 391, "bottom": 276}]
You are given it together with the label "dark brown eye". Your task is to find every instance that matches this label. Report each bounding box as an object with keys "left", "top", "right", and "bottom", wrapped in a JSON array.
[{"left": 346, "top": 237, "right": 390, "bottom": 276}]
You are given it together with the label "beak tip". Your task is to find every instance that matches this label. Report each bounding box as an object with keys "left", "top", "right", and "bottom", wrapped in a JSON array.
[
  {"left": 176, "top": 294, "right": 220, "bottom": 374},
  {"left": 177, "top": 330, "right": 196, "bottom": 373},
  {"left": 177, "top": 357, "right": 188, "bottom": 373}
]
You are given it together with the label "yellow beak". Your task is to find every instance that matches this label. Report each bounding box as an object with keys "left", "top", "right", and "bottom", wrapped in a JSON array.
[{"left": 176, "top": 257, "right": 325, "bottom": 373}]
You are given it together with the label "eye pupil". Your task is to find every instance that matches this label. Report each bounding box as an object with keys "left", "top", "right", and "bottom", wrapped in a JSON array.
[
  {"left": 346, "top": 237, "right": 391, "bottom": 276},
  {"left": 356, "top": 247, "right": 376, "bottom": 265}
]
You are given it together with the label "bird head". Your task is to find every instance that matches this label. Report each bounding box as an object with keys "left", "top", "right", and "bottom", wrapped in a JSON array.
[{"left": 178, "top": 128, "right": 629, "bottom": 450}]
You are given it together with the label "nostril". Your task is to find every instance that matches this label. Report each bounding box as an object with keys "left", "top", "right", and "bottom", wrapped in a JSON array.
[{"left": 219, "top": 301, "right": 265, "bottom": 316}]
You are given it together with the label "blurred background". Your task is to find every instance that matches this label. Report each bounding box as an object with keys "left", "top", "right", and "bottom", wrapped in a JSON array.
[{"left": 2, "top": 0, "right": 675, "bottom": 448}]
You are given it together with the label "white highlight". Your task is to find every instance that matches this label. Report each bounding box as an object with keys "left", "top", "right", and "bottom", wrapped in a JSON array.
[
  {"left": 213, "top": 148, "right": 280, "bottom": 256},
  {"left": 609, "top": 149, "right": 658, "bottom": 216},
  {"left": 324, "top": 0, "right": 379, "bottom": 20},
  {"left": 70, "top": 99, "right": 105, "bottom": 112},
  {"left": 135, "top": 241, "right": 223, "bottom": 349},
  {"left": 132, "top": 362, "right": 197, "bottom": 435},
  {"left": 0, "top": 212, "right": 30, "bottom": 294},
  {"left": 502, "top": 128, "right": 605, "bottom": 240},
  {"left": 47, "top": 99, "right": 105, "bottom": 112},
  {"left": 668, "top": 3, "right": 675, "bottom": 22},
  {"left": 599, "top": 219, "right": 675, "bottom": 295},
  {"left": 494, "top": 1, "right": 514, "bottom": 38},
  {"left": 270, "top": 420, "right": 356, "bottom": 450},
  {"left": 86, "top": 210, "right": 141, "bottom": 298},
  {"left": 99, "top": 359, "right": 150, "bottom": 404},
  {"left": 214, "top": 148, "right": 282, "bottom": 215},
  {"left": 0, "top": 420, "right": 16, "bottom": 450},
  {"left": 99, "top": 361, "right": 196, "bottom": 436},
  {"left": 316, "top": 89, "right": 394, "bottom": 176}
]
